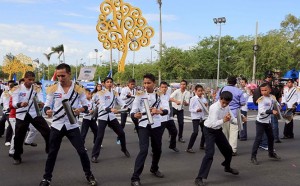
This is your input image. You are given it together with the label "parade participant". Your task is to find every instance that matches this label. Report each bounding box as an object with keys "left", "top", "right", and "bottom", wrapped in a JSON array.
[
  {"left": 159, "top": 81, "right": 179, "bottom": 152},
  {"left": 81, "top": 88, "right": 98, "bottom": 146},
  {"left": 39, "top": 63, "right": 97, "bottom": 186},
  {"left": 91, "top": 77, "right": 130, "bottom": 163},
  {"left": 0, "top": 80, "right": 15, "bottom": 145},
  {"left": 8, "top": 83, "right": 17, "bottom": 157},
  {"left": 239, "top": 77, "right": 250, "bottom": 141},
  {"left": 119, "top": 79, "right": 139, "bottom": 138},
  {"left": 12, "top": 71, "right": 50, "bottom": 165},
  {"left": 130, "top": 73, "right": 169, "bottom": 186},
  {"left": 216, "top": 76, "right": 246, "bottom": 156},
  {"left": 186, "top": 85, "right": 207, "bottom": 153},
  {"left": 92, "top": 83, "right": 102, "bottom": 96},
  {"left": 170, "top": 79, "right": 191, "bottom": 143},
  {"left": 281, "top": 79, "right": 300, "bottom": 139},
  {"left": 194, "top": 91, "right": 240, "bottom": 186},
  {"left": 250, "top": 83, "right": 281, "bottom": 165}
]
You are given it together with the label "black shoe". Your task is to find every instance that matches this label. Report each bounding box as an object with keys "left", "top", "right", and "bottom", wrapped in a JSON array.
[
  {"left": 281, "top": 136, "right": 289, "bottom": 139},
  {"left": 24, "top": 142, "right": 37, "bottom": 147},
  {"left": 199, "top": 146, "right": 205, "bottom": 150},
  {"left": 131, "top": 180, "right": 142, "bottom": 186},
  {"left": 39, "top": 179, "right": 51, "bottom": 186},
  {"left": 194, "top": 178, "right": 205, "bottom": 186},
  {"left": 170, "top": 147, "right": 179, "bottom": 152},
  {"left": 186, "top": 149, "right": 196, "bottom": 153},
  {"left": 91, "top": 157, "right": 98, "bottom": 163},
  {"left": 178, "top": 138, "right": 185, "bottom": 143},
  {"left": 86, "top": 174, "right": 97, "bottom": 186},
  {"left": 224, "top": 167, "right": 239, "bottom": 175},
  {"left": 150, "top": 169, "right": 164, "bottom": 178},
  {"left": 122, "top": 149, "right": 131, "bottom": 158},
  {"left": 251, "top": 157, "right": 259, "bottom": 165},
  {"left": 232, "top": 152, "right": 237, "bottom": 156},
  {"left": 8, "top": 153, "right": 13, "bottom": 158},
  {"left": 269, "top": 153, "right": 281, "bottom": 160},
  {"left": 13, "top": 159, "right": 22, "bottom": 165},
  {"left": 275, "top": 140, "right": 282, "bottom": 143}
]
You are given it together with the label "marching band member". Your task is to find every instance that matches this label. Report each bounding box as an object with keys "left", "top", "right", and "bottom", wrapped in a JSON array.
[
  {"left": 170, "top": 80, "right": 191, "bottom": 143},
  {"left": 91, "top": 77, "right": 130, "bottom": 163},
  {"left": 281, "top": 79, "right": 300, "bottom": 139},
  {"left": 119, "top": 79, "right": 139, "bottom": 136},
  {"left": 12, "top": 71, "right": 50, "bottom": 165},
  {"left": 159, "top": 81, "right": 179, "bottom": 152},
  {"left": 250, "top": 83, "right": 281, "bottom": 165},
  {"left": 195, "top": 91, "right": 240, "bottom": 186},
  {"left": 186, "top": 84, "right": 207, "bottom": 153},
  {"left": 39, "top": 64, "right": 97, "bottom": 186},
  {"left": 130, "top": 73, "right": 169, "bottom": 186},
  {"left": 239, "top": 77, "right": 250, "bottom": 141},
  {"left": 80, "top": 88, "right": 98, "bottom": 146}
]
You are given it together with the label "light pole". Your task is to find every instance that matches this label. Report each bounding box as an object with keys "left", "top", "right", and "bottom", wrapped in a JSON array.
[
  {"left": 157, "top": 0, "right": 162, "bottom": 84},
  {"left": 94, "top": 49, "right": 98, "bottom": 66},
  {"left": 213, "top": 17, "right": 226, "bottom": 88},
  {"left": 252, "top": 21, "right": 259, "bottom": 83},
  {"left": 150, "top": 45, "right": 155, "bottom": 63}
]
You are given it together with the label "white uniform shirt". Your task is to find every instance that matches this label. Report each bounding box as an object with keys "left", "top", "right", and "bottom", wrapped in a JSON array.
[
  {"left": 12, "top": 84, "right": 43, "bottom": 120},
  {"left": 120, "top": 86, "right": 136, "bottom": 109},
  {"left": 170, "top": 89, "right": 191, "bottom": 110},
  {"left": 189, "top": 95, "right": 207, "bottom": 120},
  {"left": 256, "top": 95, "right": 277, "bottom": 123},
  {"left": 204, "top": 101, "right": 236, "bottom": 130},
  {"left": 0, "top": 90, "right": 11, "bottom": 113},
  {"left": 281, "top": 87, "right": 300, "bottom": 108},
  {"left": 160, "top": 92, "right": 172, "bottom": 122},
  {"left": 96, "top": 89, "right": 126, "bottom": 121},
  {"left": 240, "top": 87, "right": 250, "bottom": 112},
  {"left": 131, "top": 91, "right": 170, "bottom": 128},
  {"left": 83, "top": 99, "right": 96, "bottom": 120},
  {"left": 45, "top": 81, "right": 88, "bottom": 131}
]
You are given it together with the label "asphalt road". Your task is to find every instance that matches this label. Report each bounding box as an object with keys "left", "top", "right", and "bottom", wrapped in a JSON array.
[{"left": 0, "top": 110, "right": 300, "bottom": 186}]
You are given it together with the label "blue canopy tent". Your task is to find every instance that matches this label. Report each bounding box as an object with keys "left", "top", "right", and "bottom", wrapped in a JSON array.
[{"left": 282, "top": 68, "right": 299, "bottom": 79}]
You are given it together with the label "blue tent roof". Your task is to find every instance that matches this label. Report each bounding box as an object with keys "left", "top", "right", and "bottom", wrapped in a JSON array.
[{"left": 283, "top": 68, "right": 299, "bottom": 79}]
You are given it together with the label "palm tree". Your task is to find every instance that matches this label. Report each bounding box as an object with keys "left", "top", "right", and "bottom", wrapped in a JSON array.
[
  {"left": 51, "top": 44, "right": 65, "bottom": 63},
  {"left": 44, "top": 52, "right": 53, "bottom": 80}
]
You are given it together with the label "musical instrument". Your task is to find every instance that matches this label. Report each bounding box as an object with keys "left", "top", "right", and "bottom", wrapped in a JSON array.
[
  {"left": 198, "top": 99, "right": 209, "bottom": 115},
  {"left": 62, "top": 99, "right": 77, "bottom": 124},
  {"left": 273, "top": 100, "right": 284, "bottom": 121},
  {"left": 91, "top": 106, "right": 98, "bottom": 120},
  {"left": 142, "top": 98, "right": 154, "bottom": 124},
  {"left": 236, "top": 108, "right": 243, "bottom": 131},
  {"left": 282, "top": 108, "right": 295, "bottom": 123},
  {"left": 33, "top": 96, "right": 42, "bottom": 117}
]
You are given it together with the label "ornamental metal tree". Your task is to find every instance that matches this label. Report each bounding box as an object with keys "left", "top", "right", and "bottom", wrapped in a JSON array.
[{"left": 96, "top": 0, "right": 154, "bottom": 73}]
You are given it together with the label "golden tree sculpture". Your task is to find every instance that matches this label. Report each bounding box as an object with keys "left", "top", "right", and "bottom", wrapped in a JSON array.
[
  {"left": 2, "top": 53, "right": 34, "bottom": 79},
  {"left": 96, "top": 0, "right": 155, "bottom": 72}
]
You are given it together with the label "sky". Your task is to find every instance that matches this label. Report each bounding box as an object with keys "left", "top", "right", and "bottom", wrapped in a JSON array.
[{"left": 0, "top": 0, "right": 299, "bottom": 69}]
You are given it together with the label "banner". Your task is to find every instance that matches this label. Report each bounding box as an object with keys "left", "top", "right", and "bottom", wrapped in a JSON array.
[
  {"left": 77, "top": 67, "right": 96, "bottom": 81},
  {"left": 79, "top": 81, "right": 95, "bottom": 92}
]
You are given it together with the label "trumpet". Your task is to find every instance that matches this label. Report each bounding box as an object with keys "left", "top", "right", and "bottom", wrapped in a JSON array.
[
  {"left": 142, "top": 98, "right": 154, "bottom": 124},
  {"left": 62, "top": 99, "right": 77, "bottom": 124}
]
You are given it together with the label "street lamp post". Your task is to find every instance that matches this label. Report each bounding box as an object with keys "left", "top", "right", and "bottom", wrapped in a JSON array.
[
  {"left": 95, "top": 49, "right": 98, "bottom": 66},
  {"left": 157, "top": 0, "right": 162, "bottom": 84},
  {"left": 213, "top": 17, "right": 226, "bottom": 88},
  {"left": 150, "top": 45, "right": 155, "bottom": 63}
]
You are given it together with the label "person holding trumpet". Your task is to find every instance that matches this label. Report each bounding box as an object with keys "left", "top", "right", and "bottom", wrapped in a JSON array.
[
  {"left": 39, "top": 63, "right": 97, "bottom": 186},
  {"left": 194, "top": 91, "right": 242, "bottom": 186}
]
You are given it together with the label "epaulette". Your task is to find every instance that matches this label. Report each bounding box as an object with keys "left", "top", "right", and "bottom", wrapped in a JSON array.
[
  {"left": 33, "top": 84, "right": 41, "bottom": 93},
  {"left": 256, "top": 96, "right": 264, "bottom": 104},
  {"left": 10, "top": 85, "right": 19, "bottom": 93},
  {"left": 156, "top": 91, "right": 163, "bottom": 96},
  {"left": 3, "top": 90, "right": 10, "bottom": 98},
  {"left": 297, "top": 87, "right": 300, "bottom": 91},
  {"left": 136, "top": 90, "right": 144, "bottom": 96},
  {"left": 113, "top": 90, "right": 119, "bottom": 96},
  {"left": 271, "top": 95, "right": 277, "bottom": 101},
  {"left": 74, "top": 82, "right": 85, "bottom": 94},
  {"left": 46, "top": 83, "right": 58, "bottom": 94}
]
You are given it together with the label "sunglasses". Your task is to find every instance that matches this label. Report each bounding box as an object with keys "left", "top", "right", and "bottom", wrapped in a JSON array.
[{"left": 57, "top": 75, "right": 66, "bottom": 78}]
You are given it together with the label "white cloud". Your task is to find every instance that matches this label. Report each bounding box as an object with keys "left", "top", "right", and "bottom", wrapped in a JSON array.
[{"left": 57, "top": 22, "right": 95, "bottom": 34}]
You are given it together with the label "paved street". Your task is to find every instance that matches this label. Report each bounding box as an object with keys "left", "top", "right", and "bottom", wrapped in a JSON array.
[{"left": 0, "top": 110, "right": 300, "bottom": 186}]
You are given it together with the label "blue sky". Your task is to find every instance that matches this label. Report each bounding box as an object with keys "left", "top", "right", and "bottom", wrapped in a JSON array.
[{"left": 0, "top": 0, "right": 298, "bottom": 69}]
